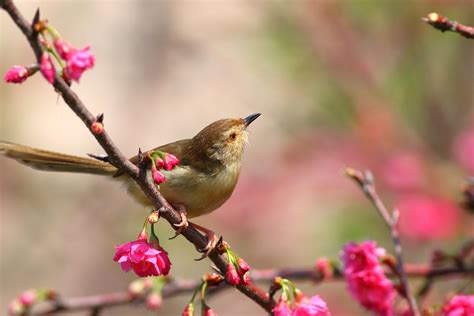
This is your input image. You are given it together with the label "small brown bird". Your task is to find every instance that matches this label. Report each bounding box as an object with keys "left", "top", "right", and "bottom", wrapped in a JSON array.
[{"left": 0, "top": 113, "right": 261, "bottom": 254}]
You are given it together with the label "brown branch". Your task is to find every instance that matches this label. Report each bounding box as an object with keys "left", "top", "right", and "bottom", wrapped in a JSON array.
[
  {"left": 346, "top": 168, "right": 420, "bottom": 316},
  {"left": 422, "top": 12, "right": 474, "bottom": 39},
  {"left": 0, "top": 0, "right": 274, "bottom": 312},
  {"left": 26, "top": 264, "right": 474, "bottom": 315}
]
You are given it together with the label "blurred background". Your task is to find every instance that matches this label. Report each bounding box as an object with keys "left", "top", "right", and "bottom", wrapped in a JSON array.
[{"left": 1, "top": 1, "right": 473, "bottom": 315}]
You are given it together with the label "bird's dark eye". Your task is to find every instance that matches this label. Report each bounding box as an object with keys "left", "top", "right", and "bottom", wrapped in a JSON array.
[{"left": 230, "top": 133, "right": 237, "bottom": 140}]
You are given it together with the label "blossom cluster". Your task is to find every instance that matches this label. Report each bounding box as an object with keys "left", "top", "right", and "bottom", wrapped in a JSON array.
[
  {"left": 149, "top": 150, "right": 180, "bottom": 185},
  {"left": 342, "top": 241, "right": 395, "bottom": 316},
  {"left": 4, "top": 20, "right": 94, "bottom": 85}
]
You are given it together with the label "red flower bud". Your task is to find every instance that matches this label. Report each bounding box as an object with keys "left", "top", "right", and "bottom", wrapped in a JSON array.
[
  {"left": 242, "top": 272, "right": 251, "bottom": 286},
  {"left": 237, "top": 258, "right": 250, "bottom": 275},
  {"left": 182, "top": 303, "right": 194, "bottom": 316},
  {"left": 163, "top": 153, "right": 179, "bottom": 170},
  {"left": 146, "top": 293, "right": 162, "bottom": 311},
  {"left": 151, "top": 166, "right": 166, "bottom": 185},
  {"left": 40, "top": 52, "right": 55, "bottom": 84},
  {"left": 53, "top": 39, "right": 75, "bottom": 60},
  {"left": 4, "top": 66, "right": 28, "bottom": 84},
  {"left": 203, "top": 305, "right": 217, "bottom": 316},
  {"left": 19, "top": 290, "right": 36, "bottom": 306},
  {"left": 91, "top": 122, "right": 104, "bottom": 135},
  {"left": 226, "top": 263, "right": 241, "bottom": 286}
]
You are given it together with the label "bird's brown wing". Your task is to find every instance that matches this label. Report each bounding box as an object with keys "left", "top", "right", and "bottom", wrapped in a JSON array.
[{"left": 113, "top": 139, "right": 191, "bottom": 177}]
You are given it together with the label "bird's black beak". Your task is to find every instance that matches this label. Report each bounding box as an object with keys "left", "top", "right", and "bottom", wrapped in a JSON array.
[{"left": 243, "top": 113, "right": 261, "bottom": 128}]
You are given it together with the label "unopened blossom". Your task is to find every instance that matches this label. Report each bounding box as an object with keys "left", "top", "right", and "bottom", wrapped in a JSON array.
[
  {"left": 53, "top": 39, "right": 75, "bottom": 60},
  {"left": 146, "top": 293, "right": 162, "bottom": 311},
  {"left": 315, "top": 258, "right": 333, "bottom": 279},
  {"left": 242, "top": 272, "right": 251, "bottom": 285},
  {"left": 396, "top": 194, "right": 460, "bottom": 240},
  {"left": 4, "top": 66, "right": 28, "bottom": 84},
  {"left": 273, "top": 296, "right": 292, "bottom": 316},
  {"left": 40, "top": 52, "right": 55, "bottom": 84},
  {"left": 64, "top": 46, "right": 95, "bottom": 82},
  {"left": 113, "top": 239, "right": 171, "bottom": 277},
  {"left": 91, "top": 121, "right": 104, "bottom": 135},
  {"left": 237, "top": 258, "right": 250, "bottom": 274},
  {"left": 442, "top": 295, "right": 474, "bottom": 316},
  {"left": 19, "top": 290, "right": 36, "bottom": 306},
  {"left": 203, "top": 305, "right": 218, "bottom": 316},
  {"left": 226, "top": 262, "right": 241, "bottom": 286},
  {"left": 293, "top": 291, "right": 331, "bottom": 316},
  {"left": 182, "top": 303, "right": 194, "bottom": 316},
  {"left": 151, "top": 166, "right": 166, "bottom": 185},
  {"left": 342, "top": 241, "right": 395, "bottom": 316},
  {"left": 163, "top": 153, "right": 179, "bottom": 170}
]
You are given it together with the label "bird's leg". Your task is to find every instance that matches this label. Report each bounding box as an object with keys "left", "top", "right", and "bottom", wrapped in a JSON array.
[
  {"left": 169, "top": 204, "right": 189, "bottom": 240},
  {"left": 191, "top": 222, "right": 220, "bottom": 261}
]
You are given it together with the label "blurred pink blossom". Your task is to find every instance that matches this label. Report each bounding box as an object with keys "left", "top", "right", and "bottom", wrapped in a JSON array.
[
  {"left": 453, "top": 128, "right": 474, "bottom": 173},
  {"left": 342, "top": 241, "right": 394, "bottom": 316},
  {"left": 396, "top": 194, "right": 461, "bottom": 240},
  {"left": 442, "top": 295, "right": 474, "bottom": 316},
  {"left": 113, "top": 239, "right": 171, "bottom": 277},
  {"left": 293, "top": 292, "right": 331, "bottom": 316},
  {"left": 380, "top": 152, "right": 425, "bottom": 192},
  {"left": 273, "top": 296, "right": 292, "bottom": 316}
]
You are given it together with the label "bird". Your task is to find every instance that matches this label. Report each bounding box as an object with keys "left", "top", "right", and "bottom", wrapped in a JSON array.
[{"left": 0, "top": 113, "right": 261, "bottom": 257}]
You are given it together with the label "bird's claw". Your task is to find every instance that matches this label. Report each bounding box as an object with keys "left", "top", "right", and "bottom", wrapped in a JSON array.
[
  {"left": 195, "top": 234, "right": 221, "bottom": 261},
  {"left": 169, "top": 212, "right": 188, "bottom": 240}
]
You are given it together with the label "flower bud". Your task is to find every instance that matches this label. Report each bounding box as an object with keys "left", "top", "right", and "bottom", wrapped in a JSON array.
[
  {"left": 146, "top": 293, "right": 162, "bottom": 311},
  {"left": 163, "top": 153, "right": 179, "bottom": 170},
  {"left": 273, "top": 296, "right": 292, "bottom": 316},
  {"left": 242, "top": 272, "right": 251, "bottom": 286},
  {"left": 151, "top": 166, "right": 166, "bottom": 185},
  {"left": 4, "top": 66, "right": 29, "bottom": 84},
  {"left": 147, "top": 211, "right": 159, "bottom": 224},
  {"left": 182, "top": 303, "right": 194, "bottom": 316},
  {"left": 315, "top": 258, "right": 333, "bottom": 279},
  {"left": 128, "top": 279, "right": 145, "bottom": 297},
  {"left": 237, "top": 258, "right": 250, "bottom": 275},
  {"left": 91, "top": 122, "right": 104, "bottom": 135},
  {"left": 226, "top": 263, "right": 241, "bottom": 286},
  {"left": 40, "top": 52, "right": 55, "bottom": 84},
  {"left": 8, "top": 299, "right": 25, "bottom": 315},
  {"left": 53, "top": 39, "right": 75, "bottom": 60},
  {"left": 19, "top": 290, "right": 36, "bottom": 306},
  {"left": 203, "top": 305, "right": 217, "bottom": 316}
]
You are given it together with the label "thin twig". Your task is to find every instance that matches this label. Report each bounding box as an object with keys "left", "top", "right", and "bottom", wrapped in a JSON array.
[
  {"left": 26, "top": 264, "right": 474, "bottom": 315},
  {"left": 422, "top": 12, "right": 474, "bottom": 39},
  {"left": 0, "top": 1, "right": 274, "bottom": 312},
  {"left": 346, "top": 168, "right": 420, "bottom": 316}
]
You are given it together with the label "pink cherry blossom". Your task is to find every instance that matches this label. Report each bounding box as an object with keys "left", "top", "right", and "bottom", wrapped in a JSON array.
[
  {"left": 342, "top": 241, "right": 395, "bottom": 316},
  {"left": 442, "top": 295, "right": 474, "bottom": 316},
  {"left": 4, "top": 66, "right": 28, "bottom": 84},
  {"left": 273, "top": 297, "right": 293, "bottom": 316},
  {"left": 113, "top": 239, "right": 171, "bottom": 277},
  {"left": 40, "top": 52, "right": 55, "bottom": 84},
  {"left": 64, "top": 46, "right": 95, "bottom": 82},
  {"left": 342, "top": 241, "right": 385, "bottom": 274},
  {"left": 293, "top": 293, "right": 331, "bottom": 316},
  {"left": 396, "top": 194, "right": 461, "bottom": 240}
]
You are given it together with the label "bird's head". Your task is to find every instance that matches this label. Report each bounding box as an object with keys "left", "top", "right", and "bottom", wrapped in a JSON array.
[{"left": 191, "top": 113, "right": 261, "bottom": 165}]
